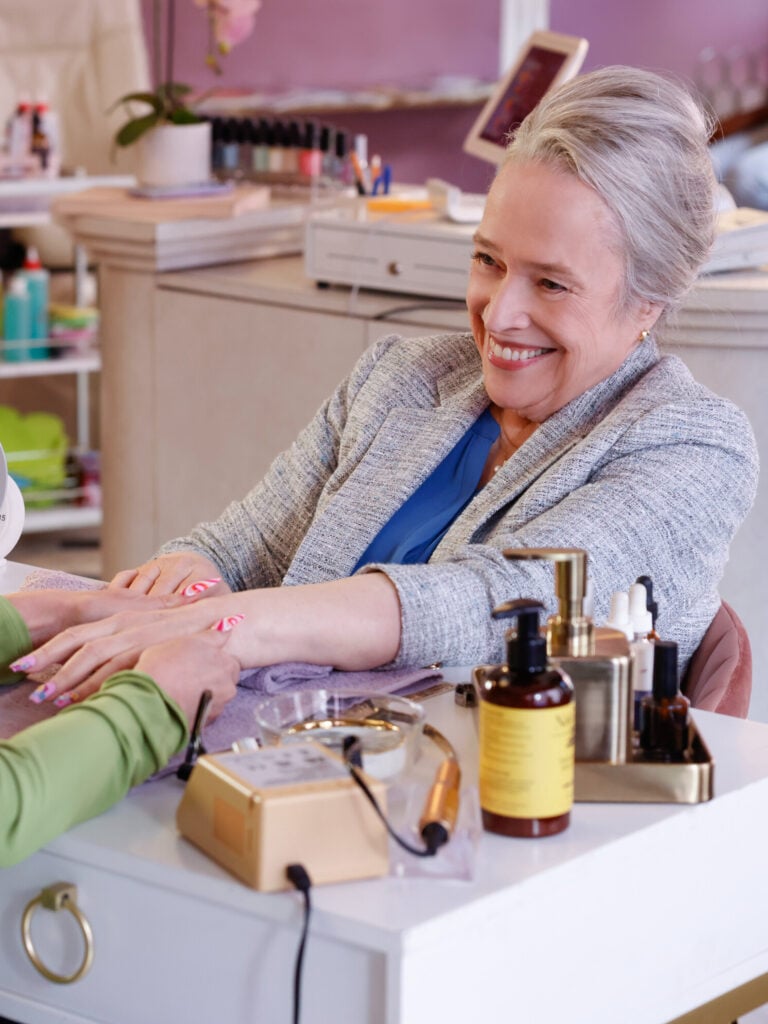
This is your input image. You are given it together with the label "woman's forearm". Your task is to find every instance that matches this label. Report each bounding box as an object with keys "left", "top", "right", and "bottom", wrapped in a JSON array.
[{"left": 224, "top": 572, "right": 403, "bottom": 670}]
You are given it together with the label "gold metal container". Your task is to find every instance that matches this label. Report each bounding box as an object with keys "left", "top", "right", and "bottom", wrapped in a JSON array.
[{"left": 574, "top": 720, "right": 714, "bottom": 803}]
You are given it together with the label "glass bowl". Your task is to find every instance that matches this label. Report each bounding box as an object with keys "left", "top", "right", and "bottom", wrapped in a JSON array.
[{"left": 252, "top": 690, "right": 426, "bottom": 780}]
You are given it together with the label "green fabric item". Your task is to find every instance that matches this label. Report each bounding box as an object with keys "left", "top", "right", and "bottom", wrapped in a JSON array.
[
  {"left": 0, "top": 597, "right": 32, "bottom": 685},
  {"left": 0, "top": 597, "right": 189, "bottom": 867},
  {"left": 0, "top": 405, "right": 68, "bottom": 494}
]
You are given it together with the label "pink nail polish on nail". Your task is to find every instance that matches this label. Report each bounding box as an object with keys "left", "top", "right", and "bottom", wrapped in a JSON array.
[
  {"left": 211, "top": 614, "right": 245, "bottom": 632},
  {"left": 29, "top": 681, "right": 56, "bottom": 704},
  {"left": 11, "top": 654, "right": 37, "bottom": 673},
  {"left": 182, "top": 578, "right": 221, "bottom": 597},
  {"left": 54, "top": 694, "right": 73, "bottom": 708}
]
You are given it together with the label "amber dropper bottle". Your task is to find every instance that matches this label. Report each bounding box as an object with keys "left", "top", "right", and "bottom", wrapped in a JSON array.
[
  {"left": 639, "top": 640, "right": 690, "bottom": 761},
  {"left": 477, "top": 599, "right": 575, "bottom": 838}
]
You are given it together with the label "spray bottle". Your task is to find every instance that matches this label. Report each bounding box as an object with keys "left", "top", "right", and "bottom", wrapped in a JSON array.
[
  {"left": 477, "top": 598, "right": 575, "bottom": 838},
  {"left": 17, "top": 247, "right": 49, "bottom": 357}
]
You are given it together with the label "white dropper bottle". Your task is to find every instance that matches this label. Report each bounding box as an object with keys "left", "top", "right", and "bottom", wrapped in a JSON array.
[{"left": 605, "top": 589, "right": 632, "bottom": 639}]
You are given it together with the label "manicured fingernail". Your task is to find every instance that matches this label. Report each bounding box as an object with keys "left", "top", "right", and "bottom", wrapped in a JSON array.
[
  {"left": 10, "top": 654, "right": 37, "bottom": 673},
  {"left": 29, "top": 681, "right": 57, "bottom": 704},
  {"left": 182, "top": 578, "right": 221, "bottom": 597},
  {"left": 54, "top": 694, "right": 74, "bottom": 708},
  {"left": 211, "top": 614, "right": 245, "bottom": 632}
]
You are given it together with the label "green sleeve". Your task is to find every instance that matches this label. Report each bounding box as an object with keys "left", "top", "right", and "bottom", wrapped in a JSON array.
[
  {"left": 0, "top": 596, "right": 32, "bottom": 685},
  {"left": 0, "top": 671, "right": 190, "bottom": 867}
]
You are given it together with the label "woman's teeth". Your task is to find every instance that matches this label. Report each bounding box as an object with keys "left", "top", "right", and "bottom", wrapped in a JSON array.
[{"left": 489, "top": 339, "right": 549, "bottom": 362}]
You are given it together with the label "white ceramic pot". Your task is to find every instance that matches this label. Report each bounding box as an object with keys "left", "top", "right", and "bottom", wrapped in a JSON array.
[{"left": 135, "top": 120, "right": 212, "bottom": 188}]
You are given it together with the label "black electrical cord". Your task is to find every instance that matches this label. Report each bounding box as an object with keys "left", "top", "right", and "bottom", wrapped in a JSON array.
[
  {"left": 286, "top": 863, "right": 312, "bottom": 1024},
  {"left": 341, "top": 736, "right": 448, "bottom": 857}
]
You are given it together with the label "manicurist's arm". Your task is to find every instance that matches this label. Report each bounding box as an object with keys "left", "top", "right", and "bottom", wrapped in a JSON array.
[{"left": 0, "top": 600, "right": 239, "bottom": 867}]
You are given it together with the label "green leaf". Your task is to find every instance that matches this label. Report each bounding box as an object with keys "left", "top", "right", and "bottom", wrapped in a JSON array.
[
  {"left": 114, "top": 112, "right": 161, "bottom": 147},
  {"left": 169, "top": 109, "right": 203, "bottom": 125},
  {"left": 111, "top": 91, "right": 165, "bottom": 115}
]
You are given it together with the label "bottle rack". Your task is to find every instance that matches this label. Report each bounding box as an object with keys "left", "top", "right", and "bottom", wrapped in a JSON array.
[
  {"left": 0, "top": 344, "right": 101, "bottom": 533},
  {"left": 0, "top": 174, "right": 130, "bottom": 533}
]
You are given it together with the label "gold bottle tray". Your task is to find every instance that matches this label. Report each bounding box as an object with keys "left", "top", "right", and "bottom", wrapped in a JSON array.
[{"left": 574, "top": 721, "right": 714, "bottom": 804}]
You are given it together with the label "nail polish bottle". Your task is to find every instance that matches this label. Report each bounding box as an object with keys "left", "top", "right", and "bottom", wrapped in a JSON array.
[
  {"left": 477, "top": 599, "right": 575, "bottom": 838},
  {"left": 639, "top": 640, "right": 690, "bottom": 761},
  {"left": 221, "top": 118, "right": 240, "bottom": 174},
  {"left": 299, "top": 121, "right": 322, "bottom": 178},
  {"left": 210, "top": 117, "right": 225, "bottom": 173},
  {"left": 268, "top": 120, "right": 284, "bottom": 172},
  {"left": 284, "top": 120, "right": 301, "bottom": 173},
  {"left": 237, "top": 118, "right": 253, "bottom": 176},
  {"left": 252, "top": 119, "right": 270, "bottom": 173},
  {"left": 319, "top": 124, "right": 333, "bottom": 177},
  {"left": 333, "top": 130, "right": 350, "bottom": 184}
]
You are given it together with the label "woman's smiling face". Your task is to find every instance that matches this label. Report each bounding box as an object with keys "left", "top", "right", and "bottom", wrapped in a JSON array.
[{"left": 467, "top": 159, "right": 658, "bottom": 423}]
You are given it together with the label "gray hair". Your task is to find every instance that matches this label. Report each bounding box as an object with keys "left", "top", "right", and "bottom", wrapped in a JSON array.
[{"left": 503, "top": 66, "right": 717, "bottom": 324}]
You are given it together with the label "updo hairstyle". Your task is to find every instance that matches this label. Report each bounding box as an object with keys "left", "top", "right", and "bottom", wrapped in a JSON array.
[{"left": 504, "top": 66, "right": 717, "bottom": 325}]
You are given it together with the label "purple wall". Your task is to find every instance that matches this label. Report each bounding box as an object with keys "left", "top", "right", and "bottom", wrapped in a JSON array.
[{"left": 142, "top": 0, "right": 768, "bottom": 192}]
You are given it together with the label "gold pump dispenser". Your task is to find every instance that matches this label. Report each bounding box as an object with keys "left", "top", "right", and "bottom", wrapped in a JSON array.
[{"left": 502, "top": 547, "right": 633, "bottom": 763}]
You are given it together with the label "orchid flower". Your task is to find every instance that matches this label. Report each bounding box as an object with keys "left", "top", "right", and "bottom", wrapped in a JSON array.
[{"left": 194, "top": 0, "right": 261, "bottom": 71}]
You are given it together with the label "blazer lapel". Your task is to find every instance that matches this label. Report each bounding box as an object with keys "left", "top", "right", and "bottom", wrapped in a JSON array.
[{"left": 285, "top": 369, "right": 489, "bottom": 581}]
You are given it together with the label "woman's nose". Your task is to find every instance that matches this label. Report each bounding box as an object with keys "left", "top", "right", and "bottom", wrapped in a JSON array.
[{"left": 483, "top": 276, "right": 531, "bottom": 332}]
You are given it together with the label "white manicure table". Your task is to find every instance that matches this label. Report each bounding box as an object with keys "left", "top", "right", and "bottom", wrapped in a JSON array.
[{"left": 2, "top": 558, "right": 768, "bottom": 1024}]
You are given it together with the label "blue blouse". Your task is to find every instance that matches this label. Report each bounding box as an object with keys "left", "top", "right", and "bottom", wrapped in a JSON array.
[{"left": 353, "top": 407, "right": 500, "bottom": 571}]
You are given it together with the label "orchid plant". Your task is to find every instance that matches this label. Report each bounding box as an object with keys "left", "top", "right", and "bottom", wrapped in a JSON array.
[{"left": 113, "top": 0, "right": 260, "bottom": 148}]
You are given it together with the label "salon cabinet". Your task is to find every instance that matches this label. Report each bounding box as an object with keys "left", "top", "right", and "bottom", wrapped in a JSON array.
[{"left": 0, "top": 179, "right": 119, "bottom": 536}]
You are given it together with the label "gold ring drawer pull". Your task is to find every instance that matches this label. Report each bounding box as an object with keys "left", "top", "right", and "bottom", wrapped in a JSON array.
[{"left": 21, "top": 883, "right": 94, "bottom": 984}]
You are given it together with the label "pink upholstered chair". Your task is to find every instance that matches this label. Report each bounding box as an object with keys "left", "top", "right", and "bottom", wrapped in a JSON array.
[{"left": 682, "top": 601, "right": 752, "bottom": 718}]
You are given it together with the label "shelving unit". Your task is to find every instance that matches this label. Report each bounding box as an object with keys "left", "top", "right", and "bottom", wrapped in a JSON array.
[{"left": 0, "top": 174, "right": 132, "bottom": 534}]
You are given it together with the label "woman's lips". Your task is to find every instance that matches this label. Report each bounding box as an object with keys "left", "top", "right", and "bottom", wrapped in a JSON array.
[{"left": 487, "top": 337, "right": 552, "bottom": 368}]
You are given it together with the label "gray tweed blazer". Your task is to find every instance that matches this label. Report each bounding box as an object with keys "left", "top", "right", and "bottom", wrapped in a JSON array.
[{"left": 162, "top": 332, "right": 758, "bottom": 673}]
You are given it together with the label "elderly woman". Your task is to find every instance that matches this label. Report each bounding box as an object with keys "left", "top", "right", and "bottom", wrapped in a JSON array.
[{"left": 15, "top": 66, "right": 758, "bottom": 704}]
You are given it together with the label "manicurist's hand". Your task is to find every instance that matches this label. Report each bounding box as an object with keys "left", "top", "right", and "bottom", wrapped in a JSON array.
[
  {"left": 134, "top": 630, "right": 240, "bottom": 724},
  {"left": 109, "top": 552, "right": 232, "bottom": 597},
  {"left": 17, "top": 596, "right": 247, "bottom": 707},
  {"left": 7, "top": 587, "right": 192, "bottom": 650}
]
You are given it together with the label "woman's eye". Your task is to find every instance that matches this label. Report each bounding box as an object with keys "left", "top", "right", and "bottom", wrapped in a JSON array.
[
  {"left": 539, "top": 278, "right": 566, "bottom": 293},
  {"left": 471, "top": 250, "right": 498, "bottom": 268}
]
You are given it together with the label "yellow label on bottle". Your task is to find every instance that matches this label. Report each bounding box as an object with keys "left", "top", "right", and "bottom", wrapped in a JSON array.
[{"left": 479, "top": 701, "right": 575, "bottom": 819}]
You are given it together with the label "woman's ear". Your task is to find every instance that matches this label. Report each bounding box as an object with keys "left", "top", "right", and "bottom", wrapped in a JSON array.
[{"left": 637, "top": 300, "right": 663, "bottom": 332}]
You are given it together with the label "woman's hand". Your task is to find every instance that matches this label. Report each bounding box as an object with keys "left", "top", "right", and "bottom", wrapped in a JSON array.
[
  {"left": 7, "top": 587, "right": 192, "bottom": 649},
  {"left": 19, "top": 597, "right": 243, "bottom": 707},
  {"left": 108, "top": 552, "right": 232, "bottom": 597},
  {"left": 135, "top": 630, "right": 240, "bottom": 725}
]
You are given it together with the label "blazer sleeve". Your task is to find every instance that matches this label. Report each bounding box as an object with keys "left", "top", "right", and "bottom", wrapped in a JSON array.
[
  {"left": 370, "top": 394, "right": 759, "bottom": 674},
  {"left": 158, "top": 335, "right": 401, "bottom": 591}
]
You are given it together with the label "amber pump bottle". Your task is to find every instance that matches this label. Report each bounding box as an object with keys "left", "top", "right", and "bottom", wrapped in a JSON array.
[
  {"left": 639, "top": 640, "right": 690, "bottom": 761},
  {"left": 477, "top": 599, "right": 575, "bottom": 838}
]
